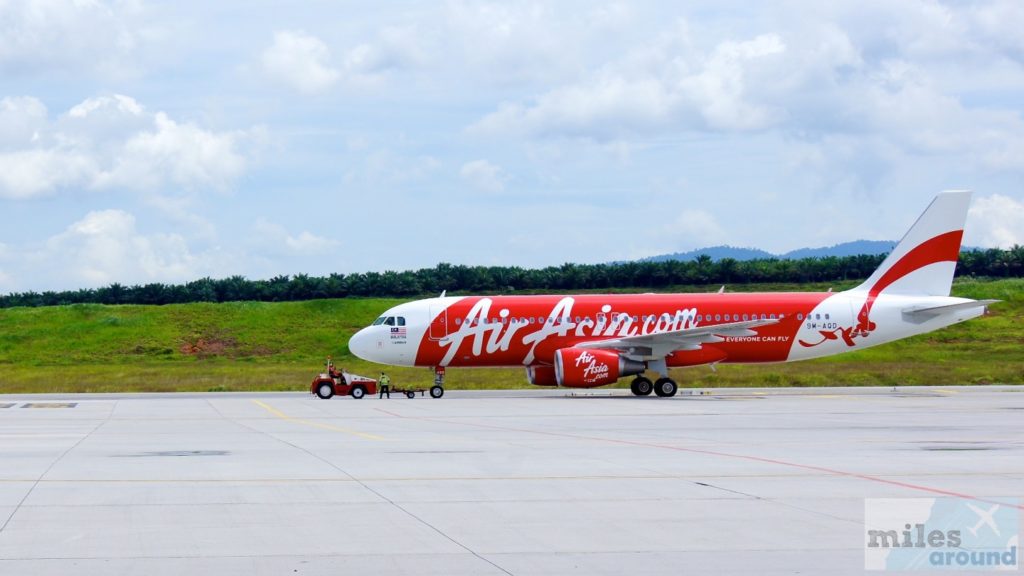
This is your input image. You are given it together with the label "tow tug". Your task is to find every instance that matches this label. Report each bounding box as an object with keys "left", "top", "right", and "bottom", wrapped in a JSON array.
[
  {"left": 310, "top": 358, "right": 378, "bottom": 399},
  {"left": 310, "top": 358, "right": 445, "bottom": 399}
]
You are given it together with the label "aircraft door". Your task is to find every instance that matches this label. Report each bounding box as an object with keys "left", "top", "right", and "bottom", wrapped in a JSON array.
[{"left": 428, "top": 304, "right": 449, "bottom": 340}]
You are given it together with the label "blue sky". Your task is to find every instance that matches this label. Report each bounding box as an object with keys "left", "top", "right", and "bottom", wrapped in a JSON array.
[{"left": 1, "top": 1, "right": 1023, "bottom": 292}]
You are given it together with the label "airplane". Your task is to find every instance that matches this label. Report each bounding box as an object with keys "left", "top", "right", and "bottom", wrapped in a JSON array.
[
  {"left": 966, "top": 503, "right": 1001, "bottom": 537},
  {"left": 348, "top": 191, "right": 997, "bottom": 398}
]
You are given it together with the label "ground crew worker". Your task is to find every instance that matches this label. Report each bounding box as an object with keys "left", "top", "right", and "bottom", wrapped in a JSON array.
[{"left": 378, "top": 372, "right": 391, "bottom": 399}]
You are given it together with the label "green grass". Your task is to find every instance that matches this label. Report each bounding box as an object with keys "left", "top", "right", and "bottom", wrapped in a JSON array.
[{"left": 0, "top": 279, "right": 1021, "bottom": 393}]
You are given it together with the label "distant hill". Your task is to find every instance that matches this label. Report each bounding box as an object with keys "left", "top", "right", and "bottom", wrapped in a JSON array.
[{"left": 642, "top": 240, "right": 897, "bottom": 263}]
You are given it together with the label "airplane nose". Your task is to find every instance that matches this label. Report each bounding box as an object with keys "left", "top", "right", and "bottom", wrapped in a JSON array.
[{"left": 348, "top": 327, "right": 373, "bottom": 361}]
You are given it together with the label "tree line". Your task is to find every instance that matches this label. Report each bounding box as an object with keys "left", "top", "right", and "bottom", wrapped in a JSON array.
[{"left": 2, "top": 246, "right": 1022, "bottom": 308}]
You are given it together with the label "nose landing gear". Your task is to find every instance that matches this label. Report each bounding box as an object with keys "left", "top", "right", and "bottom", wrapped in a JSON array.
[{"left": 430, "top": 366, "right": 445, "bottom": 398}]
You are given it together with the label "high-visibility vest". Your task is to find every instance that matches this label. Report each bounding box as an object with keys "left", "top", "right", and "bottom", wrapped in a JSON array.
[{"left": 380, "top": 375, "right": 391, "bottom": 386}]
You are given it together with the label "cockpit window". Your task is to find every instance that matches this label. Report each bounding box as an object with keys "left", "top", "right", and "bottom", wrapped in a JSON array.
[
  {"left": 372, "top": 317, "right": 386, "bottom": 326},
  {"left": 384, "top": 317, "right": 396, "bottom": 326},
  {"left": 397, "top": 317, "right": 406, "bottom": 326}
]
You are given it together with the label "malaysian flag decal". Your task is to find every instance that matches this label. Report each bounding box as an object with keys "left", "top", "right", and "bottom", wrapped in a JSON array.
[{"left": 390, "top": 326, "right": 407, "bottom": 339}]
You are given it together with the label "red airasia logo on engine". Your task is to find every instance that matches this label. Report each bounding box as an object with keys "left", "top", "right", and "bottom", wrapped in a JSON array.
[{"left": 555, "top": 348, "right": 621, "bottom": 388}]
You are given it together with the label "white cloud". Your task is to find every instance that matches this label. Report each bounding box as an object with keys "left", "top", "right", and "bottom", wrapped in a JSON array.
[
  {"left": 469, "top": 30, "right": 788, "bottom": 139},
  {"left": 146, "top": 195, "right": 218, "bottom": 242},
  {"left": 96, "top": 112, "right": 250, "bottom": 191},
  {"left": 62, "top": 94, "right": 150, "bottom": 142},
  {"left": 678, "top": 34, "right": 787, "bottom": 131},
  {"left": 0, "top": 96, "right": 48, "bottom": 147},
  {"left": 467, "top": 10, "right": 1024, "bottom": 181},
  {"left": 262, "top": 30, "right": 340, "bottom": 94},
  {"left": 0, "top": 148, "right": 97, "bottom": 199},
  {"left": 260, "top": 27, "right": 426, "bottom": 93},
  {"left": 662, "top": 208, "right": 727, "bottom": 248},
  {"left": 38, "top": 210, "right": 204, "bottom": 287},
  {"left": 342, "top": 26, "right": 425, "bottom": 78},
  {"left": 966, "top": 194, "right": 1024, "bottom": 248},
  {"left": 68, "top": 94, "right": 144, "bottom": 119},
  {"left": 253, "top": 220, "right": 339, "bottom": 255},
  {"left": 0, "top": 94, "right": 261, "bottom": 199},
  {"left": 0, "top": 0, "right": 152, "bottom": 78},
  {"left": 459, "top": 159, "right": 507, "bottom": 193},
  {"left": 344, "top": 148, "right": 441, "bottom": 186}
]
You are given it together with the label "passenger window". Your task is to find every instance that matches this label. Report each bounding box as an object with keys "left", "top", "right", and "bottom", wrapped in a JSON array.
[
  {"left": 761, "top": 314, "right": 767, "bottom": 320},
  {"left": 770, "top": 314, "right": 776, "bottom": 320},
  {"left": 384, "top": 317, "right": 396, "bottom": 326},
  {"left": 455, "top": 318, "right": 462, "bottom": 325},
  {"left": 816, "top": 314, "right": 821, "bottom": 320},
  {"left": 715, "top": 314, "right": 721, "bottom": 321},
  {"left": 742, "top": 314, "right": 748, "bottom": 321},
  {"left": 825, "top": 314, "right": 830, "bottom": 320},
  {"left": 797, "top": 313, "right": 803, "bottom": 320}
]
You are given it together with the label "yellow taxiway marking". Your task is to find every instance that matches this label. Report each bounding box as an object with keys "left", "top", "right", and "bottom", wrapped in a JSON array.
[{"left": 251, "top": 400, "right": 384, "bottom": 440}]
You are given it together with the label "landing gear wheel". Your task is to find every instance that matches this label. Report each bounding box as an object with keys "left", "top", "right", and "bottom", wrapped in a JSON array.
[
  {"left": 654, "top": 378, "right": 678, "bottom": 397},
  {"left": 316, "top": 382, "right": 334, "bottom": 399},
  {"left": 630, "top": 377, "right": 653, "bottom": 396},
  {"left": 406, "top": 391, "right": 415, "bottom": 399},
  {"left": 429, "top": 385, "right": 444, "bottom": 399},
  {"left": 350, "top": 386, "right": 366, "bottom": 399}
]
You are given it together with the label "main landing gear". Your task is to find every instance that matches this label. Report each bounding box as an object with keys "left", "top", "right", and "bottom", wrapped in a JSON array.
[
  {"left": 630, "top": 377, "right": 653, "bottom": 396},
  {"left": 630, "top": 376, "right": 678, "bottom": 397},
  {"left": 653, "top": 377, "right": 678, "bottom": 397},
  {"left": 630, "top": 359, "right": 678, "bottom": 397}
]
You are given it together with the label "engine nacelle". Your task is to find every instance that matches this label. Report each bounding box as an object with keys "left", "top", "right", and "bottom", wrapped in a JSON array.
[
  {"left": 525, "top": 365, "right": 558, "bottom": 386},
  {"left": 553, "top": 347, "right": 645, "bottom": 388}
]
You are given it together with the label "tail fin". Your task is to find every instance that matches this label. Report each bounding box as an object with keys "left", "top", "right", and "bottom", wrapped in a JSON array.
[{"left": 849, "top": 191, "right": 970, "bottom": 297}]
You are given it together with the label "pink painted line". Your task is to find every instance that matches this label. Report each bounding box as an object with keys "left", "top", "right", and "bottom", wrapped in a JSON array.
[{"left": 381, "top": 409, "right": 1024, "bottom": 510}]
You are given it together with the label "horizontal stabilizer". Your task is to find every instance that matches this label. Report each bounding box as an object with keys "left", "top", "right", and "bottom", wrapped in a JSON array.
[{"left": 902, "top": 299, "right": 999, "bottom": 318}]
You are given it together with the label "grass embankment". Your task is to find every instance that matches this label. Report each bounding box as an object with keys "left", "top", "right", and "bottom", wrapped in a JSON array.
[{"left": 0, "top": 279, "right": 1021, "bottom": 393}]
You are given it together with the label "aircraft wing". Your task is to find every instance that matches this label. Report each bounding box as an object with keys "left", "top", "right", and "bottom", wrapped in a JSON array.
[{"left": 575, "top": 318, "right": 779, "bottom": 359}]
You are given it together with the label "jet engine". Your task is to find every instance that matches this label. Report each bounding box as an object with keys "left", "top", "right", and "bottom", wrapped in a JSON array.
[
  {"left": 525, "top": 365, "right": 558, "bottom": 386},
  {"left": 553, "top": 347, "right": 645, "bottom": 388}
]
